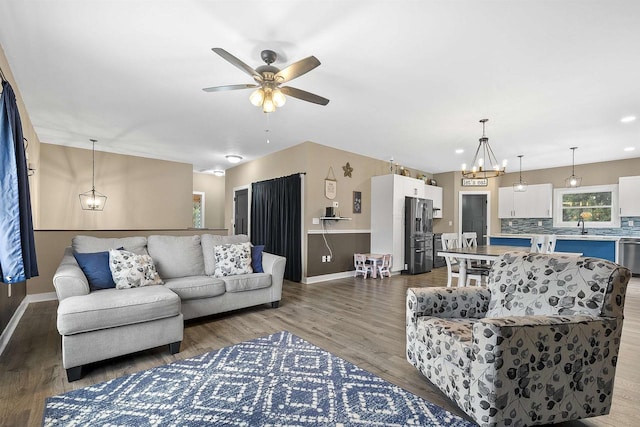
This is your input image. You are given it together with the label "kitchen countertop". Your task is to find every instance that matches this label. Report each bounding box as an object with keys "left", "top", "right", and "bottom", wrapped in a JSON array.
[{"left": 491, "top": 233, "right": 624, "bottom": 241}]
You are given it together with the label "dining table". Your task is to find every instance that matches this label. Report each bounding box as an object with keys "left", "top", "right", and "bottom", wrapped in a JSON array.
[{"left": 437, "top": 245, "right": 583, "bottom": 287}]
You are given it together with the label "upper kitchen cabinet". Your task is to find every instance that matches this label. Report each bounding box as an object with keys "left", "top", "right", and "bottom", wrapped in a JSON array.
[
  {"left": 424, "top": 184, "right": 443, "bottom": 218},
  {"left": 498, "top": 183, "right": 553, "bottom": 218},
  {"left": 619, "top": 176, "right": 640, "bottom": 216}
]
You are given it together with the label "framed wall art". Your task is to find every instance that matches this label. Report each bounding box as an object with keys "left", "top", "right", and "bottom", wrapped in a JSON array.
[{"left": 353, "top": 191, "right": 362, "bottom": 214}]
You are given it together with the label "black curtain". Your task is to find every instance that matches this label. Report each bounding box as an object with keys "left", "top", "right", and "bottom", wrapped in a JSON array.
[
  {"left": 0, "top": 80, "right": 38, "bottom": 284},
  {"left": 251, "top": 173, "right": 301, "bottom": 282}
]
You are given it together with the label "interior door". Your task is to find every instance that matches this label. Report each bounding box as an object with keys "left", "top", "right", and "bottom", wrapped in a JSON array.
[
  {"left": 461, "top": 194, "right": 487, "bottom": 245},
  {"left": 234, "top": 188, "right": 249, "bottom": 235}
]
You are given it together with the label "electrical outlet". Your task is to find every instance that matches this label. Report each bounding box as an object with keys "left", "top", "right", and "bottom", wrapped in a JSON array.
[
  {"left": 327, "top": 255, "right": 331, "bottom": 262},
  {"left": 538, "top": 221, "right": 542, "bottom": 226},
  {"left": 332, "top": 201, "right": 339, "bottom": 208},
  {"left": 322, "top": 256, "right": 326, "bottom": 262},
  {"left": 508, "top": 221, "right": 513, "bottom": 226},
  {"left": 629, "top": 220, "right": 634, "bottom": 226}
]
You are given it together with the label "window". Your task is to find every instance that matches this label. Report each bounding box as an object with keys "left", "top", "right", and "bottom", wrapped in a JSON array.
[
  {"left": 553, "top": 184, "right": 619, "bottom": 228},
  {"left": 193, "top": 192, "right": 205, "bottom": 228}
]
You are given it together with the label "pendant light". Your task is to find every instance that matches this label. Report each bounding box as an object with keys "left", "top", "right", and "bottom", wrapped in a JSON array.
[
  {"left": 461, "top": 118, "right": 507, "bottom": 179},
  {"left": 513, "top": 155, "right": 527, "bottom": 192},
  {"left": 565, "top": 146, "right": 582, "bottom": 188},
  {"left": 79, "top": 139, "right": 107, "bottom": 211}
]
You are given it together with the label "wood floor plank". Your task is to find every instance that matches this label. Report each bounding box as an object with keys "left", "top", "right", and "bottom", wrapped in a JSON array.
[{"left": 0, "top": 268, "right": 638, "bottom": 426}]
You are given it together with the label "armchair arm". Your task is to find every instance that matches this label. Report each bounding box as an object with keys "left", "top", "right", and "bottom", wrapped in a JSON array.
[
  {"left": 52, "top": 247, "right": 90, "bottom": 301},
  {"left": 467, "top": 314, "right": 623, "bottom": 425},
  {"left": 261, "top": 252, "right": 286, "bottom": 299},
  {"left": 406, "top": 287, "right": 491, "bottom": 322}
]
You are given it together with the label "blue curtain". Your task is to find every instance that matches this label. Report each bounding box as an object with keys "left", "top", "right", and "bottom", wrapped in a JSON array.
[
  {"left": 0, "top": 80, "right": 38, "bottom": 284},
  {"left": 251, "top": 174, "right": 301, "bottom": 282}
]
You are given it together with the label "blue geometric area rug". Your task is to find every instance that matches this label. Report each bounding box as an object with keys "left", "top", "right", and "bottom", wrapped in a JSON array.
[{"left": 43, "top": 331, "right": 473, "bottom": 426}]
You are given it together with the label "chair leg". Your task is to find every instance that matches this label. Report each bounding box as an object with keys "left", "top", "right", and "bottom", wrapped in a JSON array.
[{"left": 66, "top": 366, "right": 83, "bottom": 382}]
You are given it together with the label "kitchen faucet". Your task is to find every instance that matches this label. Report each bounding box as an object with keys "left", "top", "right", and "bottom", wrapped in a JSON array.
[{"left": 577, "top": 218, "right": 587, "bottom": 234}]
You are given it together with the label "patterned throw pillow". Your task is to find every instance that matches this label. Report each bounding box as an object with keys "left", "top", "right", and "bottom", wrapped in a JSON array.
[
  {"left": 214, "top": 242, "right": 253, "bottom": 277},
  {"left": 109, "top": 249, "right": 163, "bottom": 289}
]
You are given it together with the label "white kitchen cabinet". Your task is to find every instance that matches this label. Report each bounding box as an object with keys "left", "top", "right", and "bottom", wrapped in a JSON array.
[
  {"left": 498, "top": 183, "right": 553, "bottom": 218},
  {"left": 424, "top": 185, "right": 443, "bottom": 218},
  {"left": 371, "top": 174, "right": 438, "bottom": 272},
  {"left": 619, "top": 176, "right": 640, "bottom": 216}
]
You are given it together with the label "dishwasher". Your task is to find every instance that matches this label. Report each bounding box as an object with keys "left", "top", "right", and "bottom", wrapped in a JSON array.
[{"left": 619, "top": 238, "right": 640, "bottom": 276}]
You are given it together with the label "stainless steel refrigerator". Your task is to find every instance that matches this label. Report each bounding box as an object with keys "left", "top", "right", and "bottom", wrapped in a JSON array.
[{"left": 404, "top": 196, "right": 433, "bottom": 274}]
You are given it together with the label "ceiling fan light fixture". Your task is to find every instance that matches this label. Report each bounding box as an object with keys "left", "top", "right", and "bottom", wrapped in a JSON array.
[
  {"left": 262, "top": 92, "right": 275, "bottom": 113},
  {"left": 249, "top": 88, "right": 264, "bottom": 107},
  {"left": 272, "top": 88, "right": 286, "bottom": 107}
]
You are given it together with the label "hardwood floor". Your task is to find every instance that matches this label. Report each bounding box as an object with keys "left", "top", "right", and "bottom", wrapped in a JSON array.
[{"left": 1, "top": 268, "right": 638, "bottom": 426}]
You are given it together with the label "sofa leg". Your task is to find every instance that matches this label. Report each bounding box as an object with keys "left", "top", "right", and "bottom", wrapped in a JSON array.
[
  {"left": 271, "top": 301, "right": 280, "bottom": 308},
  {"left": 169, "top": 341, "right": 181, "bottom": 354},
  {"left": 66, "top": 366, "right": 83, "bottom": 382}
]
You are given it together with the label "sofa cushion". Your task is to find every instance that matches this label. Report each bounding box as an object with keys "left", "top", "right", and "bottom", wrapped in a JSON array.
[
  {"left": 214, "top": 242, "right": 253, "bottom": 277},
  {"left": 73, "top": 250, "right": 115, "bottom": 290},
  {"left": 201, "top": 234, "right": 250, "bottom": 276},
  {"left": 163, "top": 276, "right": 226, "bottom": 300},
  {"left": 57, "top": 285, "right": 180, "bottom": 335},
  {"left": 487, "top": 252, "right": 613, "bottom": 318},
  {"left": 223, "top": 272, "right": 271, "bottom": 293},
  {"left": 72, "top": 235, "right": 147, "bottom": 255},
  {"left": 147, "top": 235, "right": 205, "bottom": 279},
  {"left": 109, "top": 249, "right": 163, "bottom": 289}
]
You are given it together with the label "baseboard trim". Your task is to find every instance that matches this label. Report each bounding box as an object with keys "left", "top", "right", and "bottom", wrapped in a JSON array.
[
  {"left": 0, "top": 292, "right": 58, "bottom": 357},
  {"left": 303, "top": 271, "right": 355, "bottom": 284}
]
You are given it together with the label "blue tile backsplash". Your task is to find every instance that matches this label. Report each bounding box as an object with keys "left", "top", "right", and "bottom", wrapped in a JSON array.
[{"left": 500, "top": 217, "right": 640, "bottom": 237}]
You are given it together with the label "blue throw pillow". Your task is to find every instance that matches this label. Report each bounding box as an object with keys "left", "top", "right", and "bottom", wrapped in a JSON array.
[
  {"left": 73, "top": 250, "right": 116, "bottom": 290},
  {"left": 251, "top": 245, "right": 265, "bottom": 273}
]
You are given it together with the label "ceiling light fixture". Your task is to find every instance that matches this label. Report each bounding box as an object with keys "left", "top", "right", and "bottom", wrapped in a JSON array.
[
  {"left": 455, "top": 149, "right": 464, "bottom": 154},
  {"left": 620, "top": 116, "right": 636, "bottom": 123},
  {"left": 461, "top": 118, "right": 506, "bottom": 179},
  {"left": 212, "top": 170, "right": 225, "bottom": 176},
  {"left": 79, "top": 139, "right": 107, "bottom": 211},
  {"left": 565, "top": 146, "right": 582, "bottom": 188},
  {"left": 513, "top": 155, "right": 527, "bottom": 192},
  {"left": 624, "top": 147, "right": 635, "bottom": 152},
  {"left": 225, "top": 154, "right": 243, "bottom": 164}
]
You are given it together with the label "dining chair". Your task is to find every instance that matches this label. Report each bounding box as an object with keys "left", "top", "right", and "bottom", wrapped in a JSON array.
[
  {"left": 354, "top": 253, "right": 372, "bottom": 278},
  {"left": 461, "top": 231, "right": 491, "bottom": 281},
  {"left": 441, "top": 233, "right": 483, "bottom": 287},
  {"left": 377, "top": 254, "right": 392, "bottom": 278},
  {"left": 530, "top": 234, "right": 557, "bottom": 253}
]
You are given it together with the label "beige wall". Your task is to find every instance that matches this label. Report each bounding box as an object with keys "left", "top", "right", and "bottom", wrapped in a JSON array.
[
  {"left": 39, "top": 143, "right": 193, "bottom": 230},
  {"left": 193, "top": 172, "right": 225, "bottom": 229}
]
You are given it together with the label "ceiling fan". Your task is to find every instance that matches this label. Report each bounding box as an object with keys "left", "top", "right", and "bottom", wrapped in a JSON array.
[{"left": 203, "top": 48, "right": 329, "bottom": 113}]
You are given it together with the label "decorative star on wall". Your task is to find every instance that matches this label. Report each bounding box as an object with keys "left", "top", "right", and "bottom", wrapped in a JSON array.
[{"left": 342, "top": 162, "right": 353, "bottom": 178}]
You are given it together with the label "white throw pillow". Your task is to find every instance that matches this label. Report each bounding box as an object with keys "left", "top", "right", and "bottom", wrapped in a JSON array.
[
  {"left": 213, "top": 242, "right": 253, "bottom": 277},
  {"left": 109, "top": 249, "right": 163, "bottom": 289}
]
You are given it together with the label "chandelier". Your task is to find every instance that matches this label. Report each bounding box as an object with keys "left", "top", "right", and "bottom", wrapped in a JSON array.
[
  {"left": 79, "top": 139, "right": 107, "bottom": 211},
  {"left": 461, "top": 118, "right": 506, "bottom": 179},
  {"left": 565, "top": 146, "right": 582, "bottom": 188}
]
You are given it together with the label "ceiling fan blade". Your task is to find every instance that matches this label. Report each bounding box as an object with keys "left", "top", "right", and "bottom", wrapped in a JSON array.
[
  {"left": 275, "top": 56, "right": 321, "bottom": 83},
  {"left": 280, "top": 86, "right": 330, "bottom": 106},
  {"left": 212, "top": 48, "right": 262, "bottom": 81},
  {"left": 202, "top": 84, "right": 259, "bottom": 93}
]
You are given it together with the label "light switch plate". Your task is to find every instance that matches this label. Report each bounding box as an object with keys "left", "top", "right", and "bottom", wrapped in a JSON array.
[
  {"left": 332, "top": 201, "right": 339, "bottom": 208},
  {"left": 312, "top": 217, "right": 320, "bottom": 225}
]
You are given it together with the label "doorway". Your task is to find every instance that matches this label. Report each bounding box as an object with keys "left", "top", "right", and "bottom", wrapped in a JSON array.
[
  {"left": 192, "top": 192, "right": 205, "bottom": 228},
  {"left": 234, "top": 187, "right": 249, "bottom": 235},
  {"left": 460, "top": 192, "right": 489, "bottom": 245}
]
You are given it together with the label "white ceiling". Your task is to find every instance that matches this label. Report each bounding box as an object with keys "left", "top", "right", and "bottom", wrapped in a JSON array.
[{"left": 1, "top": 1, "right": 639, "bottom": 175}]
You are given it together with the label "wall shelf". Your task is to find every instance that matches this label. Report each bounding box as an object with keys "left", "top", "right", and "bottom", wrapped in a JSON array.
[{"left": 320, "top": 217, "right": 352, "bottom": 221}]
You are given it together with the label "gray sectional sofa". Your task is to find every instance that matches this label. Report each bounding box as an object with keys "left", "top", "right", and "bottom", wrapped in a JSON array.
[{"left": 53, "top": 234, "right": 286, "bottom": 381}]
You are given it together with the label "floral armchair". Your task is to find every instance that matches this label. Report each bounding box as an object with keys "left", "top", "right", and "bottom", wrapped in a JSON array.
[{"left": 406, "top": 251, "right": 630, "bottom": 427}]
